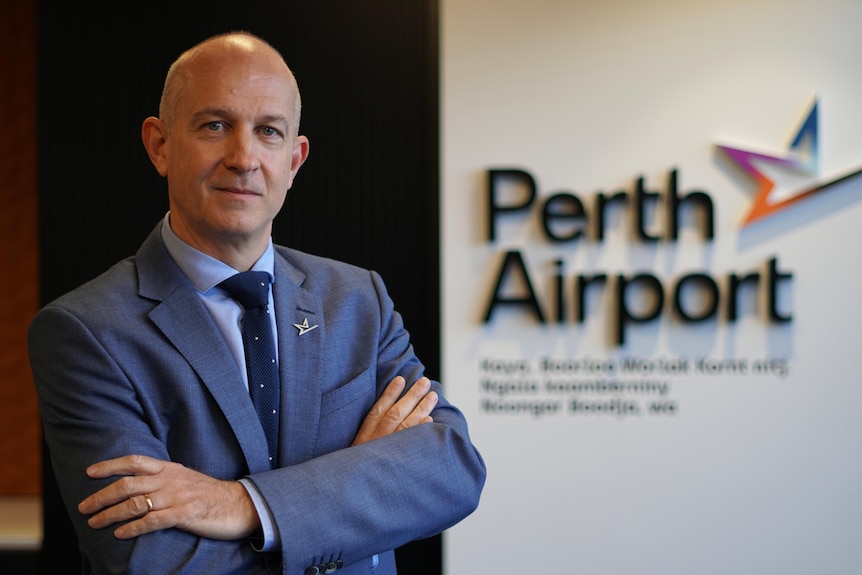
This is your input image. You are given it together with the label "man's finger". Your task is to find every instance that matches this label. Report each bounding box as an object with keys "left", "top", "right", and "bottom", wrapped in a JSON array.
[
  {"left": 382, "top": 377, "right": 431, "bottom": 427},
  {"left": 86, "top": 493, "right": 153, "bottom": 529},
  {"left": 356, "top": 375, "right": 406, "bottom": 439},
  {"left": 397, "top": 390, "right": 438, "bottom": 431},
  {"left": 86, "top": 454, "right": 162, "bottom": 479},
  {"left": 370, "top": 376, "right": 407, "bottom": 417},
  {"left": 79, "top": 474, "right": 157, "bottom": 515}
]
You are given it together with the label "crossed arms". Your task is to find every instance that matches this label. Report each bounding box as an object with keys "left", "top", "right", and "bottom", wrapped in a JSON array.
[{"left": 78, "top": 375, "right": 440, "bottom": 541}]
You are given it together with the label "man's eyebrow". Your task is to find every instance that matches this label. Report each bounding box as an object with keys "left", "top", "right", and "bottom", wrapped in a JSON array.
[
  {"left": 188, "top": 108, "right": 231, "bottom": 125},
  {"left": 256, "top": 114, "right": 291, "bottom": 126},
  {"left": 188, "top": 108, "right": 290, "bottom": 126}
]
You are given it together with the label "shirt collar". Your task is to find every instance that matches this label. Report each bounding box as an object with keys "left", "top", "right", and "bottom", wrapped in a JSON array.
[{"left": 160, "top": 213, "right": 275, "bottom": 294}]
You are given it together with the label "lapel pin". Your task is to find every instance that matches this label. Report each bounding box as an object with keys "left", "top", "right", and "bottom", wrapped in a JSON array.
[{"left": 293, "top": 317, "right": 319, "bottom": 336}]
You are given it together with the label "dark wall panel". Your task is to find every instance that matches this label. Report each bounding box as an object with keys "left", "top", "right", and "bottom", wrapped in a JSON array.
[{"left": 38, "top": 2, "right": 439, "bottom": 573}]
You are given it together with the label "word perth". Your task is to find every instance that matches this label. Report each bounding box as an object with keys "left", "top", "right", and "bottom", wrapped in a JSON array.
[{"left": 482, "top": 168, "right": 793, "bottom": 344}]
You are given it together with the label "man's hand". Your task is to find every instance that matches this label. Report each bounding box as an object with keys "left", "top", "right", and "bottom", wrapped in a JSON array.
[
  {"left": 78, "top": 455, "right": 259, "bottom": 540},
  {"left": 352, "top": 376, "right": 438, "bottom": 446}
]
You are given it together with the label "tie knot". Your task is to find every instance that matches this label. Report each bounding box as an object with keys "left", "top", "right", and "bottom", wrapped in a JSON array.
[{"left": 219, "top": 271, "right": 271, "bottom": 309}]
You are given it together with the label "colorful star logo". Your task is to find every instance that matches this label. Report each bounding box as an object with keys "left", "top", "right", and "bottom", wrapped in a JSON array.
[{"left": 717, "top": 99, "right": 862, "bottom": 226}]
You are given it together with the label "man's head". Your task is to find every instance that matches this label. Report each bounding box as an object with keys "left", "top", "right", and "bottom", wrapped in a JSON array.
[
  {"left": 158, "top": 33, "right": 302, "bottom": 136},
  {"left": 142, "top": 32, "right": 309, "bottom": 269}
]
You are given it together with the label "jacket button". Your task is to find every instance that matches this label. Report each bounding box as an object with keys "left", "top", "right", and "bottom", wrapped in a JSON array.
[
  {"left": 304, "top": 567, "right": 320, "bottom": 575},
  {"left": 324, "top": 562, "right": 338, "bottom": 573}
]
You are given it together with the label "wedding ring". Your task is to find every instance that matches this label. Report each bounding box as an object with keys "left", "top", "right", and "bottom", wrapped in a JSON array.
[{"left": 143, "top": 494, "right": 154, "bottom": 513}]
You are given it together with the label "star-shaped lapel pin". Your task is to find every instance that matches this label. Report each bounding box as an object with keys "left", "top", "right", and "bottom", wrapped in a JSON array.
[{"left": 293, "top": 317, "right": 318, "bottom": 336}]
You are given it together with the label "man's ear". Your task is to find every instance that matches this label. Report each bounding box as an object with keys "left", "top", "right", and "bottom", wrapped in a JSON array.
[
  {"left": 287, "top": 135, "right": 310, "bottom": 188},
  {"left": 141, "top": 117, "right": 170, "bottom": 177}
]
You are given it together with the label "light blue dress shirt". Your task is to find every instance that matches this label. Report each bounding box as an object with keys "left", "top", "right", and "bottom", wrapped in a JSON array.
[{"left": 160, "top": 214, "right": 280, "bottom": 550}]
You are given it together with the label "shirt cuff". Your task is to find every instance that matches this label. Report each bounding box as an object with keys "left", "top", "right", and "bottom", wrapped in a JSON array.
[{"left": 238, "top": 477, "right": 281, "bottom": 551}]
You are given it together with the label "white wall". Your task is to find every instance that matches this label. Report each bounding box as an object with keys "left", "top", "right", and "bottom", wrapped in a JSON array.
[{"left": 442, "top": 1, "right": 862, "bottom": 573}]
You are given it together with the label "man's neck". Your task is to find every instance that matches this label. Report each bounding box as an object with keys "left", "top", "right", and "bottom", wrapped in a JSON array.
[{"left": 166, "top": 214, "right": 271, "bottom": 272}]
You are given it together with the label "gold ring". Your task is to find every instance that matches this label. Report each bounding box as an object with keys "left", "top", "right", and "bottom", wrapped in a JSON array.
[{"left": 143, "top": 494, "right": 154, "bottom": 513}]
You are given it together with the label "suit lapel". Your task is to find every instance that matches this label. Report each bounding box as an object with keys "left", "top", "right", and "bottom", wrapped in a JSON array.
[
  {"left": 136, "top": 227, "right": 272, "bottom": 474},
  {"left": 273, "top": 250, "right": 324, "bottom": 466}
]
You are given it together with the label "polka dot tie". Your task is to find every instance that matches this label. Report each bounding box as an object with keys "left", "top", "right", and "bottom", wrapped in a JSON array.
[{"left": 219, "top": 271, "right": 280, "bottom": 469}]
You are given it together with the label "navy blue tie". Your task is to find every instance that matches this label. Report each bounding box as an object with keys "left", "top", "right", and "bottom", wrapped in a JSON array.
[{"left": 219, "top": 271, "right": 280, "bottom": 468}]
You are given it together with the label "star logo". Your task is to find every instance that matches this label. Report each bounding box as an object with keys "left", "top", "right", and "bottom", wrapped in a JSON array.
[
  {"left": 293, "top": 318, "right": 318, "bottom": 336},
  {"left": 717, "top": 98, "right": 862, "bottom": 226}
]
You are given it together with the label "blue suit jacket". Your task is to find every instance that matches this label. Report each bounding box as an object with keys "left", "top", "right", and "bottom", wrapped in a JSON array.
[{"left": 29, "top": 224, "right": 485, "bottom": 575}]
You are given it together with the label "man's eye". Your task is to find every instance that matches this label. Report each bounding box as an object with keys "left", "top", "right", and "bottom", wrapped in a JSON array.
[
  {"left": 261, "top": 126, "right": 279, "bottom": 137},
  {"left": 206, "top": 121, "right": 224, "bottom": 131}
]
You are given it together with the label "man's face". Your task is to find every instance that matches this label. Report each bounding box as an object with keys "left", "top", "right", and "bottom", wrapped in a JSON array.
[{"left": 156, "top": 49, "right": 307, "bottom": 259}]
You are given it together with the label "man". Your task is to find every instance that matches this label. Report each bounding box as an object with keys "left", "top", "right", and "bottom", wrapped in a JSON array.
[{"left": 29, "top": 32, "right": 485, "bottom": 575}]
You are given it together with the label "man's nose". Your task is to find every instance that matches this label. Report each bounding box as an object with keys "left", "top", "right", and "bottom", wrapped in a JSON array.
[{"left": 224, "top": 132, "right": 261, "bottom": 173}]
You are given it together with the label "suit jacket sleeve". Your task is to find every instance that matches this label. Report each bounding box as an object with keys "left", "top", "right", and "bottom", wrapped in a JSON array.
[{"left": 248, "top": 267, "right": 486, "bottom": 574}]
